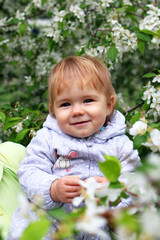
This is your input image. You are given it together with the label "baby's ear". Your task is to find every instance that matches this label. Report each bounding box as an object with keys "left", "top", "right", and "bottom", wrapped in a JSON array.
[
  {"left": 106, "top": 95, "right": 116, "bottom": 115},
  {"left": 49, "top": 104, "right": 55, "bottom": 117}
]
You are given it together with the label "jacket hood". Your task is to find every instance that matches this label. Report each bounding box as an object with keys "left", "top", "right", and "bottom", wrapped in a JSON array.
[{"left": 43, "top": 110, "right": 126, "bottom": 141}]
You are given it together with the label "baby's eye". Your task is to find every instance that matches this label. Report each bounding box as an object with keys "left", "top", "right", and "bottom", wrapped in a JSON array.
[
  {"left": 84, "top": 99, "right": 94, "bottom": 103},
  {"left": 60, "top": 102, "right": 71, "bottom": 107}
]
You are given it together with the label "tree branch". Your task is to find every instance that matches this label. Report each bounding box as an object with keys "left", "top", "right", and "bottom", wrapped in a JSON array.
[
  {"left": 84, "top": 9, "right": 101, "bottom": 43},
  {"left": 123, "top": 101, "right": 144, "bottom": 115}
]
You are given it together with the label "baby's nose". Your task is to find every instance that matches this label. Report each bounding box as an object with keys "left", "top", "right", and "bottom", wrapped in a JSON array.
[{"left": 71, "top": 104, "right": 85, "bottom": 117}]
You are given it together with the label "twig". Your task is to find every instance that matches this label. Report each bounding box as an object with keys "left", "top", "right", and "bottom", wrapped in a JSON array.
[
  {"left": 125, "top": 11, "right": 143, "bottom": 18},
  {"left": 155, "top": 0, "right": 159, "bottom": 7},
  {"left": 123, "top": 101, "right": 144, "bottom": 115},
  {"left": 134, "top": 1, "right": 147, "bottom": 12},
  {"left": 0, "top": 0, "right": 6, "bottom": 10},
  {"left": 84, "top": 9, "right": 101, "bottom": 43}
]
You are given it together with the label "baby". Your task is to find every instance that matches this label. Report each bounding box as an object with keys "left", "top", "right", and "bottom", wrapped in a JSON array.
[{"left": 6, "top": 55, "right": 140, "bottom": 240}]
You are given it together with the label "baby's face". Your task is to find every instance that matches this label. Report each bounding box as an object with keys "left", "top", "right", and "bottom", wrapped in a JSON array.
[{"left": 52, "top": 83, "right": 113, "bottom": 138}]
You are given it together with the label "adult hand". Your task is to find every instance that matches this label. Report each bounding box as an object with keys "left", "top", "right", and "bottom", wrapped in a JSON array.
[{"left": 50, "top": 175, "right": 81, "bottom": 203}]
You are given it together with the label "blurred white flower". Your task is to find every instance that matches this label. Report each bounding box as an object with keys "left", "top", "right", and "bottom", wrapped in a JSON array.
[
  {"left": 25, "top": 76, "right": 33, "bottom": 86},
  {"left": 129, "top": 121, "right": 148, "bottom": 137},
  {"left": 141, "top": 209, "right": 160, "bottom": 238},
  {"left": 16, "top": 10, "right": 25, "bottom": 20},
  {"left": 101, "top": 0, "right": 114, "bottom": 8},
  {"left": 143, "top": 129, "right": 160, "bottom": 152},
  {"left": 73, "top": 178, "right": 108, "bottom": 238},
  {"left": 32, "top": 0, "right": 41, "bottom": 8},
  {"left": 76, "top": 201, "right": 107, "bottom": 239},
  {"left": 85, "top": 48, "right": 98, "bottom": 57},
  {"left": 142, "top": 82, "right": 156, "bottom": 104},
  {"left": 53, "top": 10, "right": 66, "bottom": 22},
  {"left": 121, "top": 172, "right": 157, "bottom": 204},
  {"left": 70, "top": 5, "right": 85, "bottom": 23},
  {"left": 146, "top": 153, "right": 160, "bottom": 180},
  {"left": 152, "top": 74, "right": 160, "bottom": 83},
  {"left": 12, "top": 122, "right": 23, "bottom": 133},
  {"left": 123, "top": 0, "right": 132, "bottom": 5}
]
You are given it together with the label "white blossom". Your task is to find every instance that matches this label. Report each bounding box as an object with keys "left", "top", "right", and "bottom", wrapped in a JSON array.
[
  {"left": 25, "top": 76, "right": 33, "bottom": 86},
  {"left": 76, "top": 201, "right": 107, "bottom": 239},
  {"left": 101, "top": 0, "right": 114, "bottom": 8},
  {"left": 143, "top": 129, "right": 160, "bottom": 152},
  {"left": 53, "top": 10, "right": 66, "bottom": 22},
  {"left": 146, "top": 153, "right": 160, "bottom": 180},
  {"left": 32, "top": 0, "right": 41, "bottom": 8},
  {"left": 12, "top": 122, "right": 23, "bottom": 133},
  {"left": 141, "top": 209, "right": 160, "bottom": 238},
  {"left": 70, "top": 5, "right": 85, "bottom": 23},
  {"left": 152, "top": 74, "right": 160, "bottom": 83},
  {"left": 121, "top": 172, "right": 157, "bottom": 204},
  {"left": 85, "top": 48, "right": 98, "bottom": 57},
  {"left": 0, "top": 39, "right": 9, "bottom": 46},
  {"left": 142, "top": 82, "right": 156, "bottom": 104},
  {"left": 109, "top": 20, "right": 137, "bottom": 59},
  {"left": 129, "top": 121, "right": 148, "bottom": 137},
  {"left": 73, "top": 178, "right": 107, "bottom": 238},
  {"left": 139, "top": 4, "right": 160, "bottom": 49},
  {"left": 29, "top": 129, "right": 37, "bottom": 138},
  {"left": 15, "top": 10, "right": 25, "bottom": 20},
  {"left": 123, "top": 0, "right": 132, "bottom": 5}
]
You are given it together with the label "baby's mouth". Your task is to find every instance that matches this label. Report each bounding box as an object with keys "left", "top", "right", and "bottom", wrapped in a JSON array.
[{"left": 71, "top": 120, "right": 90, "bottom": 125}]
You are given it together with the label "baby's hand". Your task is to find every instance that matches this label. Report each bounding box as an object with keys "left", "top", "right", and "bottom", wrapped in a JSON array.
[
  {"left": 84, "top": 176, "right": 109, "bottom": 183},
  {"left": 50, "top": 175, "right": 81, "bottom": 203}
]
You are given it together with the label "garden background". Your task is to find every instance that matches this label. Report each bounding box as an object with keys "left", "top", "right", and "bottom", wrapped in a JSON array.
[{"left": 0, "top": 0, "right": 160, "bottom": 239}]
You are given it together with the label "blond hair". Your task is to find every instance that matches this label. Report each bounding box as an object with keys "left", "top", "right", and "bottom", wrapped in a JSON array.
[{"left": 48, "top": 55, "right": 116, "bottom": 118}]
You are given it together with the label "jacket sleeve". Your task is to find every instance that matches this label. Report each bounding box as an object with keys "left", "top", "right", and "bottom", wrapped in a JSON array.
[
  {"left": 115, "top": 135, "right": 141, "bottom": 208},
  {"left": 116, "top": 135, "right": 141, "bottom": 173},
  {"left": 17, "top": 128, "right": 62, "bottom": 210}
]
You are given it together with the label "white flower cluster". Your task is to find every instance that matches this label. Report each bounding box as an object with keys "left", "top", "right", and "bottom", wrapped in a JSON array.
[
  {"left": 143, "top": 129, "right": 160, "bottom": 152},
  {"left": 70, "top": 5, "right": 85, "bottom": 23},
  {"left": 32, "top": 0, "right": 41, "bottom": 8},
  {"left": 123, "top": 0, "right": 132, "bottom": 6},
  {"left": 109, "top": 20, "right": 137, "bottom": 60},
  {"left": 12, "top": 122, "right": 23, "bottom": 133},
  {"left": 101, "top": 0, "right": 114, "bottom": 8},
  {"left": 139, "top": 4, "right": 160, "bottom": 49},
  {"left": 25, "top": 76, "right": 33, "bottom": 86},
  {"left": 15, "top": 10, "right": 25, "bottom": 20},
  {"left": 53, "top": 10, "right": 66, "bottom": 23},
  {"left": 142, "top": 80, "right": 160, "bottom": 121},
  {"left": 73, "top": 178, "right": 108, "bottom": 238},
  {"left": 129, "top": 120, "right": 148, "bottom": 137},
  {"left": 46, "top": 10, "right": 67, "bottom": 42}
]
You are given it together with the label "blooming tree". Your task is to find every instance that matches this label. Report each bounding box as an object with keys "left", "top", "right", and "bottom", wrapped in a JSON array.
[{"left": 0, "top": 0, "right": 160, "bottom": 239}]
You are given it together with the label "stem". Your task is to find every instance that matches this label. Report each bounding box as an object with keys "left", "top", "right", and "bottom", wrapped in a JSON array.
[
  {"left": 84, "top": 9, "right": 101, "bottom": 43},
  {"left": 123, "top": 101, "right": 144, "bottom": 115}
]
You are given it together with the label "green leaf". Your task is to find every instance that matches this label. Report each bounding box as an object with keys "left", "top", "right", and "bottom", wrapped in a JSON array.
[
  {"left": 0, "top": 112, "right": 6, "bottom": 123},
  {"left": 142, "top": 73, "right": 157, "bottom": 78},
  {"left": 133, "top": 135, "right": 147, "bottom": 149},
  {"left": 136, "top": 32, "right": 151, "bottom": 42},
  {"left": 20, "top": 217, "right": 51, "bottom": 240},
  {"left": 19, "top": 22, "right": 27, "bottom": 35},
  {"left": 15, "top": 129, "right": 30, "bottom": 142},
  {"left": 141, "top": 29, "right": 160, "bottom": 37},
  {"left": 41, "top": 0, "right": 47, "bottom": 5},
  {"left": 107, "top": 47, "right": 118, "bottom": 61},
  {"left": 7, "top": 117, "right": 23, "bottom": 122},
  {"left": 98, "top": 155, "right": 121, "bottom": 182},
  {"left": 137, "top": 40, "right": 145, "bottom": 55},
  {"left": 109, "top": 181, "right": 123, "bottom": 189},
  {"left": 130, "top": 112, "right": 141, "bottom": 125},
  {"left": 48, "top": 207, "right": 67, "bottom": 220}
]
